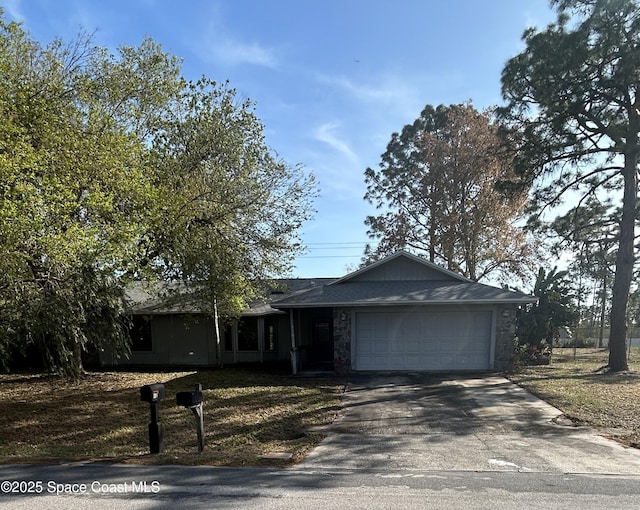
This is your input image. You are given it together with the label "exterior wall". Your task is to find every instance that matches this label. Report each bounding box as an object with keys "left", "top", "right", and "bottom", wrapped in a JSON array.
[
  {"left": 216, "top": 314, "right": 293, "bottom": 366},
  {"left": 494, "top": 304, "right": 518, "bottom": 371},
  {"left": 272, "top": 314, "right": 292, "bottom": 362},
  {"left": 349, "top": 257, "right": 458, "bottom": 282},
  {"left": 100, "top": 314, "right": 214, "bottom": 367},
  {"left": 333, "top": 307, "right": 352, "bottom": 374},
  {"left": 99, "top": 303, "right": 520, "bottom": 373},
  {"left": 100, "top": 312, "right": 291, "bottom": 368}
]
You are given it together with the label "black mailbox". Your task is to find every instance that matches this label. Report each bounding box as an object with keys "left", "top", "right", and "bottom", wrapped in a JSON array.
[
  {"left": 140, "top": 383, "right": 166, "bottom": 403},
  {"left": 176, "top": 389, "right": 203, "bottom": 408},
  {"left": 176, "top": 383, "right": 205, "bottom": 452}
]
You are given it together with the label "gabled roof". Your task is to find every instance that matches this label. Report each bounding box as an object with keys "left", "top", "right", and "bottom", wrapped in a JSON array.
[
  {"left": 331, "top": 250, "right": 471, "bottom": 284},
  {"left": 126, "top": 252, "right": 536, "bottom": 315},
  {"left": 272, "top": 251, "right": 536, "bottom": 308},
  {"left": 241, "top": 278, "right": 337, "bottom": 316}
]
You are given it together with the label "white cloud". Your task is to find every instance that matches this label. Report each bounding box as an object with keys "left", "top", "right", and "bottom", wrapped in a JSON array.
[
  {"left": 190, "top": 8, "right": 279, "bottom": 69},
  {"left": 313, "top": 122, "right": 359, "bottom": 165},
  {"left": 314, "top": 71, "right": 432, "bottom": 122},
  {"left": 209, "top": 38, "right": 278, "bottom": 68},
  {"left": 316, "top": 74, "right": 396, "bottom": 102},
  {"left": 3, "top": 0, "right": 24, "bottom": 21}
]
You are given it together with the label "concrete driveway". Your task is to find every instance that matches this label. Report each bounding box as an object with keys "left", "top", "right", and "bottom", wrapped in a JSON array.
[{"left": 298, "top": 373, "right": 640, "bottom": 474}]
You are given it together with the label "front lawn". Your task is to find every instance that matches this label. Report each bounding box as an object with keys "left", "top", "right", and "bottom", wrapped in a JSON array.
[
  {"left": 0, "top": 368, "right": 345, "bottom": 466},
  {"left": 508, "top": 347, "right": 640, "bottom": 448}
]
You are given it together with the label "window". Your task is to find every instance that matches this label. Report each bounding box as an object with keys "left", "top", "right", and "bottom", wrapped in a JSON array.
[
  {"left": 238, "top": 317, "right": 258, "bottom": 351},
  {"left": 130, "top": 315, "right": 152, "bottom": 352},
  {"left": 313, "top": 320, "right": 331, "bottom": 344}
]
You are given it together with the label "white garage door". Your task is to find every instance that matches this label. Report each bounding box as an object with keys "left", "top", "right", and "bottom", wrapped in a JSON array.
[{"left": 355, "top": 309, "right": 493, "bottom": 371}]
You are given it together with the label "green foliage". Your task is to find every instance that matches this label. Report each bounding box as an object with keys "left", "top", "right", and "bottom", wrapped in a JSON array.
[
  {"left": 499, "top": 0, "right": 640, "bottom": 371},
  {"left": 0, "top": 16, "right": 168, "bottom": 377},
  {"left": 150, "top": 78, "right": 316, "bottom": 317},
  {"left": 0, "top": 11, "right": 315, "bottom": 376},
  {"left": 516, "top": 267, "right": 579, "bottom": 351},
  {"left": 547, "top": 198, "right": 620, "bottom": 343}
]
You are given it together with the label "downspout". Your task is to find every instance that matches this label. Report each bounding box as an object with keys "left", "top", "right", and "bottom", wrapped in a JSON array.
[{"left": 289, "top": 309, "right": 297, "bottom": 375}]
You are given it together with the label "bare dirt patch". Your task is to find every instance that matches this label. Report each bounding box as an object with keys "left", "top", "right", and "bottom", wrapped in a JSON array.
[
  {"left": 0, "top": 368, "right": 345, "bottom": 466},
  {"left": 508, "top": 347, "right": 640, "bottom": 448}
]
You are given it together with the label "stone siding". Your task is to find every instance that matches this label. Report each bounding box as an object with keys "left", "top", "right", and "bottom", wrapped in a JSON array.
[{"left": 494, "top": 305, "right": 518, "bottom": 372}]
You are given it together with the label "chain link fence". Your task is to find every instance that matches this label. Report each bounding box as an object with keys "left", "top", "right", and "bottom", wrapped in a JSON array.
[{"left": 556, "top": 326, "right": 640, "bottom": 348}]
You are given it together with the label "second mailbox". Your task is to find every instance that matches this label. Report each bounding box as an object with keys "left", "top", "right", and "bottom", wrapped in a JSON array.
[
  {"left": 176, "top": 389, "right": 203, "bottom": 408},
  {"left": 140, "top": 383, "right": 166, "bottom": 403}
]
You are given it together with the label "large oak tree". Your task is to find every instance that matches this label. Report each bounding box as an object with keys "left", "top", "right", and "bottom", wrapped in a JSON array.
[
  {"left": 499, "top": 0, "right": 640, "bottom": 371},
  {"left": 0, "top": 12, "right": 315, "bottom": 376},
  {"left": 0, "top": 18, "right": 179, "bottom": 377}
]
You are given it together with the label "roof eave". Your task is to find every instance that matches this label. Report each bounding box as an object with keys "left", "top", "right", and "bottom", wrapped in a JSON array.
[{"left": 273, "top": 298, "right": 537, "bottom": 309}]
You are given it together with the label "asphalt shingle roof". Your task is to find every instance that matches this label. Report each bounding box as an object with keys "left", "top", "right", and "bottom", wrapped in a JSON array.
[
  {"left": 125, "top": 252, "right": 536, "bottom": 314},
  {"left": 271, "top": 280, "right": 536, "bottom": 308}
]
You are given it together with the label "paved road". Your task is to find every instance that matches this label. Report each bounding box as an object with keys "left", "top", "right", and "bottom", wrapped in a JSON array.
[
  {"left": 1, "top": 463, "right": 639, "bottom": 509},
  {"left": 1, "top": 374, "right": 639, "bottom": 509}
]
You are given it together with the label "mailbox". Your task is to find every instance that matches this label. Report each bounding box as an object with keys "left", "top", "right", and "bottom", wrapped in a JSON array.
[
  {"left": 176, "top": 389, "right": 203, "bottom": 408},
  {"left": 140, "top": 383, "right": 166, "bottom": 403},
  {"left": 140, "top": 383, "right": 165, "bottom": 454},
  {"left": 176, "top": 383, "right": 205, "bottom": 452}
]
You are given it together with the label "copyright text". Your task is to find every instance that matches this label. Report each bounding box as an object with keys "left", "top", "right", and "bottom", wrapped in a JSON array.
[{"left": 1, "top": 480, "right": 160, "bottom": 495}]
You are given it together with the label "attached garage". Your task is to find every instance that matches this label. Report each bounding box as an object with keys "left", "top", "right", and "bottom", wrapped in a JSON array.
[
  {"left": 355, "top": 308, "right": 493, "bottom": 371},
  {"left": 105, "top": 251, "right": 535, "bottom": 372},
  {"left": 271, "top": 250, "right": 537, "bottom": 374}
]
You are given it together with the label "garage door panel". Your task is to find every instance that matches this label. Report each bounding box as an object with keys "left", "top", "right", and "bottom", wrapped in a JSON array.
[
  {"left": 355, "top": 310, "right": 492, "bottom": 371},
  {"left": 406, "top": 339, "right": 422, "bottom": 353}
]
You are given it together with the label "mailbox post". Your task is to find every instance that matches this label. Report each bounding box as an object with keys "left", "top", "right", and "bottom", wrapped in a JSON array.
[
  {"left": 176, "top": 383, "right": 204, "bottom": 453},
  {"left": 140, "top": 383, "right": 165, "bottom": 454}
]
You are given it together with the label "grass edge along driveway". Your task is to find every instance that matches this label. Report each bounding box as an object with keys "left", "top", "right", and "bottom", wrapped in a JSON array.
[{"left": 508, "top": 347, "right": 640, "bottom": 449}]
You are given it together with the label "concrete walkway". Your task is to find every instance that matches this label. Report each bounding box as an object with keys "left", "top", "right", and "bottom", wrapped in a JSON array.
[{"left": 297, "top": 373, "right": 640, "bottom": 474}]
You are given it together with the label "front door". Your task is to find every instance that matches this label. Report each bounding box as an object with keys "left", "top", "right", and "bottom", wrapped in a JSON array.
[{"left": 311, "top": 318, "right": 333, "bottom": 369}]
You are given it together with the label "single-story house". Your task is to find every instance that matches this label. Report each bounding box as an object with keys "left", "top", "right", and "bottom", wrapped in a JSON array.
[{"left": 99, "top": 251, "right": 536, "bottom": 373}]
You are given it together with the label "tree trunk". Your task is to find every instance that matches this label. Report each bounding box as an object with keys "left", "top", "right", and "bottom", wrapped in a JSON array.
[
  {"left": 428, "top": 188, "right": 437, "bottom": 263},
  {"left": 598, "top": 272, "right": 606, "bottom": 349},
  {"left": 608, "top": 153, "right": 637, "bottom": 372},
  {"left": 73, "top": 339, "right": 84, "bottom": 382},
  {"left": 213, "top": 298, "right": 223, "bottom": 369}
]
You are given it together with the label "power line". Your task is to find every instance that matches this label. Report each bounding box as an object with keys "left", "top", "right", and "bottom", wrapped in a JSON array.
[
  {"left": 298, "top": 254, "right": 365, "bottom": 259},
  {"left": 304, "top": 242, "right": 373, "bottom": 247},
  {"left": 296, "top": 240, "right": 378, "bottom": 258},
  {"left": 304, "top": 246, "right": 366, "bottom": 251}
]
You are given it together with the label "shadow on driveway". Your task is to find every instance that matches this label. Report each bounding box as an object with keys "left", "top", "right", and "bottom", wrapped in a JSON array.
[{"left": 296, "top": 373, "right": 640, "bottom": 474}]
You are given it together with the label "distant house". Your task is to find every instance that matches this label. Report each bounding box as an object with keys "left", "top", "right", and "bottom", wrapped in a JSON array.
[{"left": 99, "top": 251, "right": 536, "bottom": 373}]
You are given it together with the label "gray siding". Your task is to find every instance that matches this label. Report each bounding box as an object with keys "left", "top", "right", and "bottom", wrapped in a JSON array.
[
  {"left": 100, "top": 313, "right": 291, "bottom": 368},
  {"left": 346, "top": 256, "right": 459, "bottom": 282}
]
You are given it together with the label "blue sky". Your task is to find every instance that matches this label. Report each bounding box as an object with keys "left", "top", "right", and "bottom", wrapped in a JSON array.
[{"left": 4, "top": 0, "right": 557, "bottom": 278}]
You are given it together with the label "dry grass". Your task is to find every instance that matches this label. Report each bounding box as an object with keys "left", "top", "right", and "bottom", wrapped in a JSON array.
[
  {"left": 0, "top": 368, "right": 345, "bottom": 466},
  {"left": 508, "top": 347, "right": 640, "bottom": 448}
]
